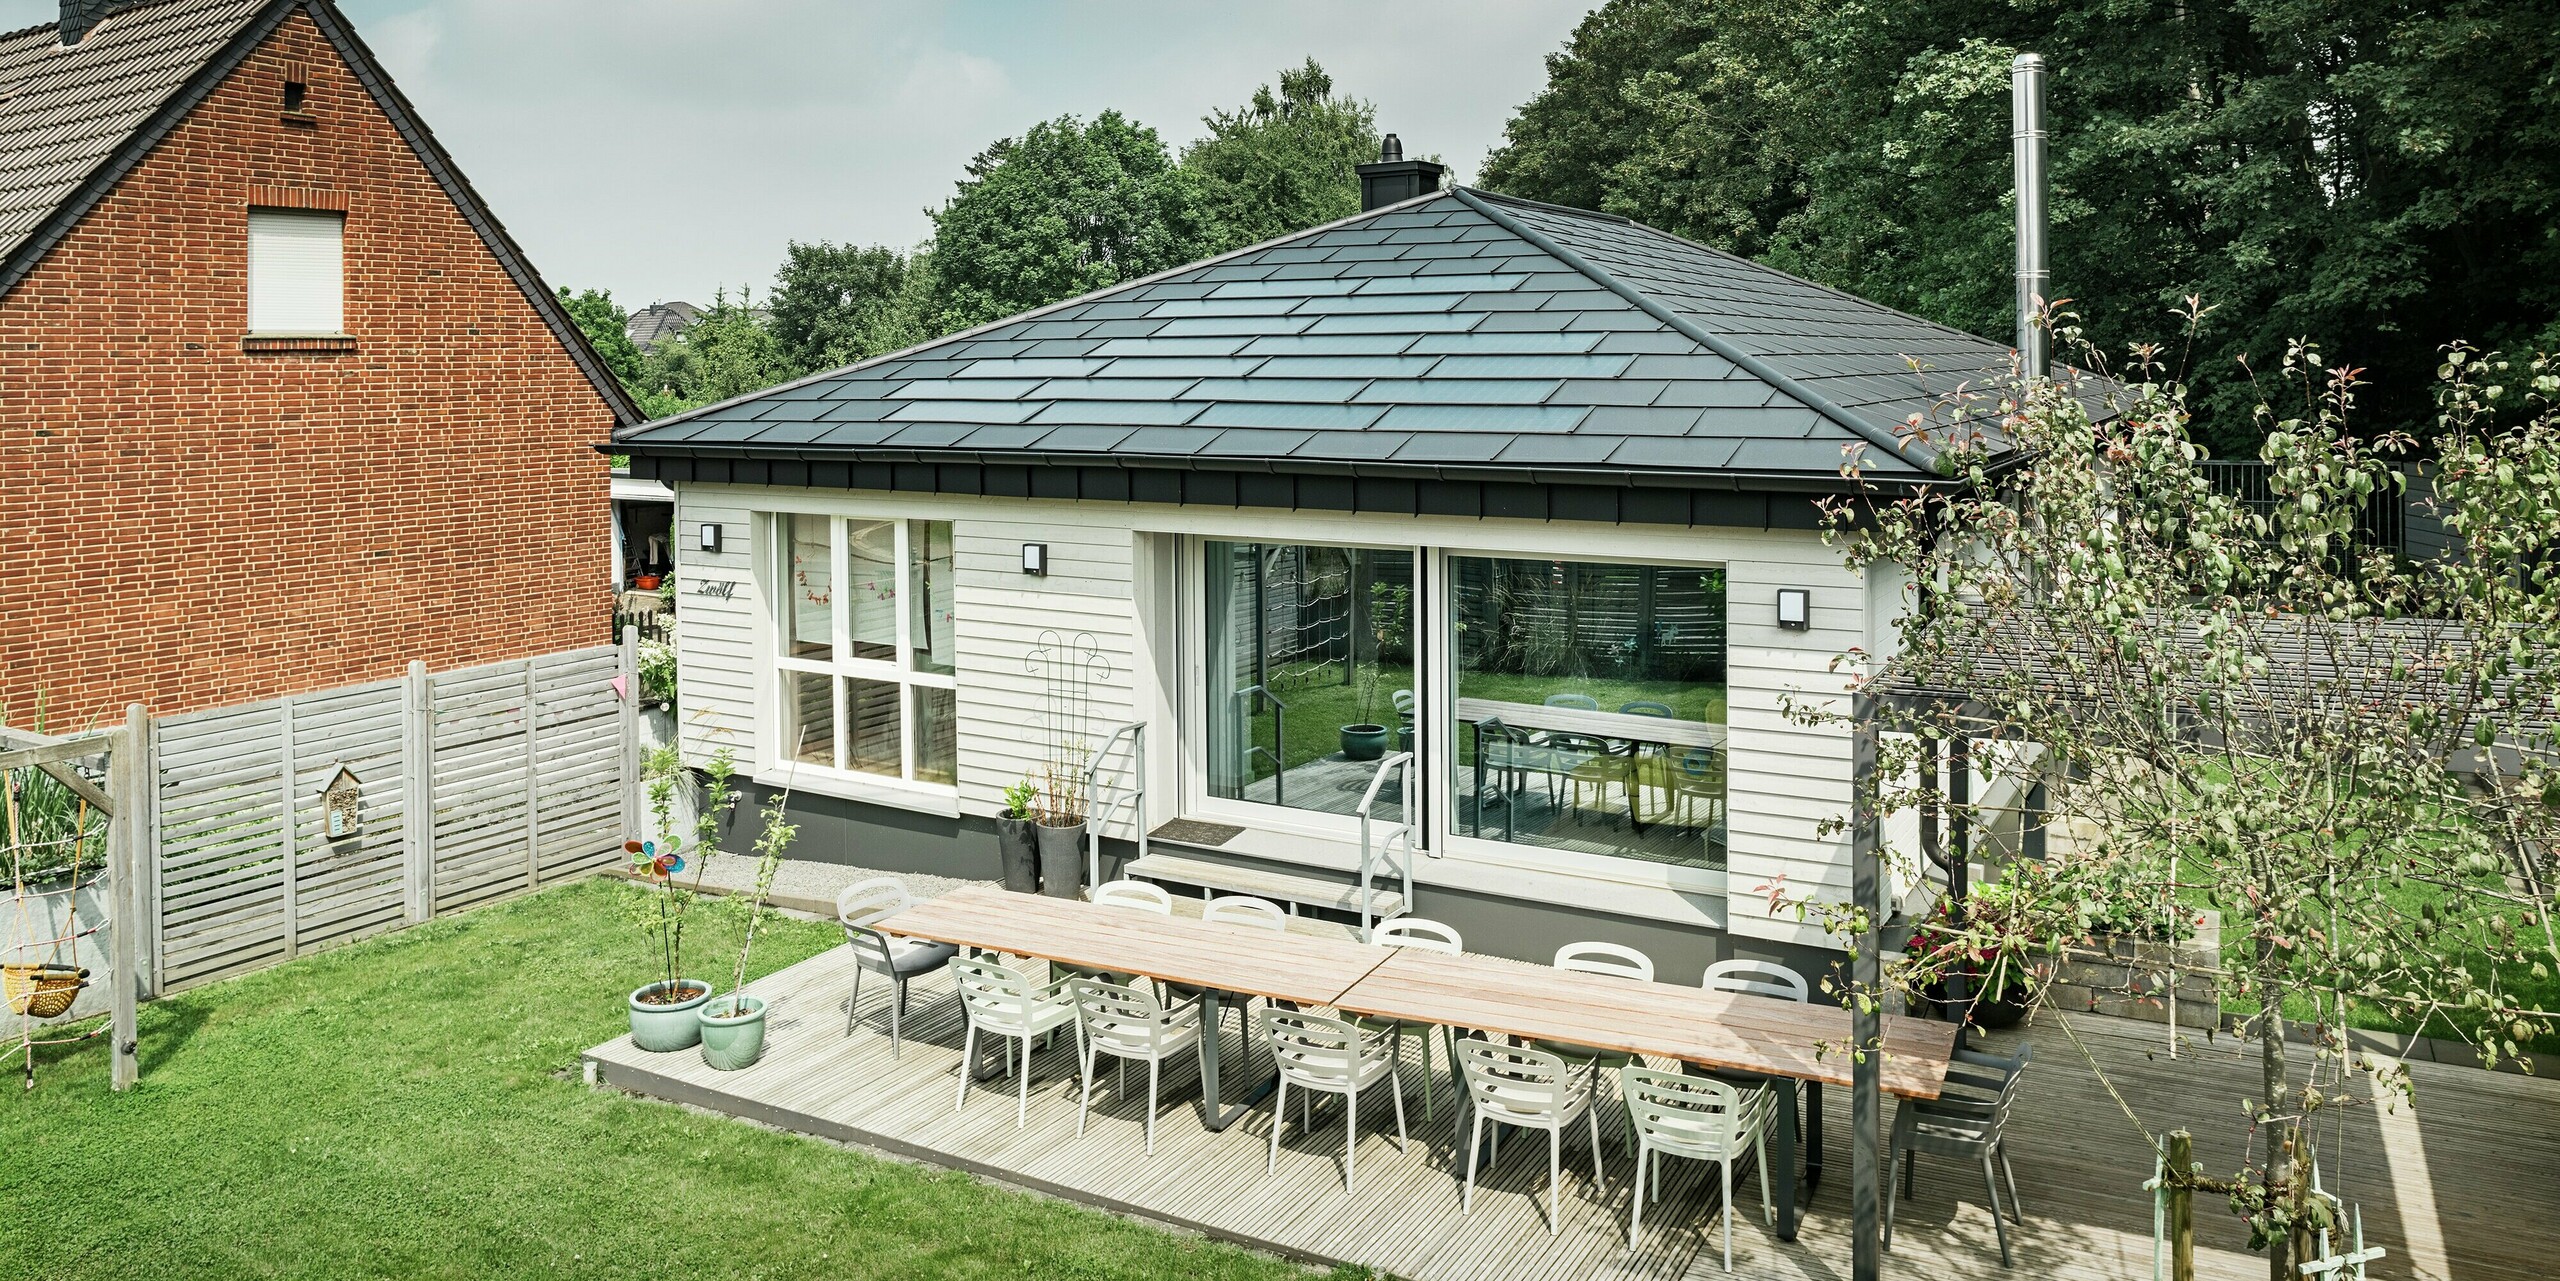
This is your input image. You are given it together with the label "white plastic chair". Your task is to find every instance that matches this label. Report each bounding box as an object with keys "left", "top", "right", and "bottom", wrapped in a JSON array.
[
  {"left": 1701, "top": 959, "right": 1810, "bottom": 1002},
  {"left": 1069, "top": 977, "right": 1204, "bottom": 1155},
  {"left": 1456, "top": 1037, "right": 1607, "bottom": 1235},
  {"left": 951, "top": 955, "right": 1079, "bottom": 1127},
  {"left": 1260, "top": 1008, "right": 1408, "bottom": 1194},
  {"left": 1366, "top": 917, "right": 1463, "bottom": 1119},
  {"left": 1623, "top": 1068, "right": 1777, "bottom": 1270},
  {"left": 1534, "top": 942, "right": 1656, "bottom": 1149},
  {"left": 1166, "top": 895, "right": 1289, "bottom": 1048},
  {"left": 836, "top": 878, "right": 957, "bottom": 1058}
]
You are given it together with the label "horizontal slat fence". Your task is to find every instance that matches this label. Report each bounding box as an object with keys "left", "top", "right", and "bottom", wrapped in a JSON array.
[{"left": 149, "top": 640, "right": 637, "bottom": 994}]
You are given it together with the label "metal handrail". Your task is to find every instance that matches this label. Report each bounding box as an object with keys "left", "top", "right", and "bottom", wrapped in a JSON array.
[
  {"left": 1082, "top": 720, "right": 1147, "bottom": 890},
  {"left": 1234, "top": 685, "right": 1287, "bottom": 806},
  {"left": 1354, "top": 749, "right": 1417, "bottom": 937}
]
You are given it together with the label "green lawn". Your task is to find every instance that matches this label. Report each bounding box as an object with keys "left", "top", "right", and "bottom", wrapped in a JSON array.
[{"left": 0, "top": 879, "right": 1360, "bottom": 1280}]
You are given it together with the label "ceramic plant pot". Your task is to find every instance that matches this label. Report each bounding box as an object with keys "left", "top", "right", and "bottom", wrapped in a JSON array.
[
  {"left": 628, "top": 979, "right": 713, "bottom": 1052},
  {"left": 1037, "top": 821, "right": 1087, "bottom": 899},
  {"left": 1339, "top": 724, "right": 1390, "bottom": 761},
  {"left": 697, "top": 994, "right": 768, "bottom": 1070},
  {"left": 996, "top": 816, "right": 1041, "bottom": 894}
]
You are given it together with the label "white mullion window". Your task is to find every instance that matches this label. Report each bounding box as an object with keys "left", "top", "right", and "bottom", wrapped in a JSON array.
[{"left": 764, "top": 512, "right": 959, "bottom": 792}]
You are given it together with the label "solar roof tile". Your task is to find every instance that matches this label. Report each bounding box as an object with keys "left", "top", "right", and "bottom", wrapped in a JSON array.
[
  {"left": 1031, "top": 377, "right": 1202, "bottom": 401},
  {"left": 1189, "top": 402, "right": 1389, "bottom": 431},
  {"left": 1029, "top": 424, "right": 1138, "bottom": 452},
  {"left": 1353, "top": 379, "right": 1563, "bottom": 405},
  {"left": 1030, "top": 400, "right": 1208, "bottom": 426},
  {"left": 889, "top": 399, "right": 1043, "bottom": 424},
  {"left": 1375, "top": 404, "right": 1588, "bottom": 434},
  {"left": 1184, "top": 377, "right": 1371, "bottom": 403},
  {"left": 1198, "top": 428, "right": 1315, "bottom": 458}
]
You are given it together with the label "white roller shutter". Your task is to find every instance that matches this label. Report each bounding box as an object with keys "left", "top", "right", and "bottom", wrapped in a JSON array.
[{"left": 247, "top": 208, "right": 345, "bottom": 333}]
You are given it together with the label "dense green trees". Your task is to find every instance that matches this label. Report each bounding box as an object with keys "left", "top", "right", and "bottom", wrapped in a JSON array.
[
  {"left": 1183, "top": 58, "right": 1381, "bottom": 252},
  {"left": 1482, "top": 0, "right": 2560, "bottom": 447},
  {"left": 767, "top": 241, "right": 930, "bottom": 373}
]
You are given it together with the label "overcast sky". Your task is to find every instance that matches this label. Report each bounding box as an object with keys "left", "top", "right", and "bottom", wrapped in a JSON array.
[{"left": 6, "top": 0, "right": 1596, "bottom": 307}]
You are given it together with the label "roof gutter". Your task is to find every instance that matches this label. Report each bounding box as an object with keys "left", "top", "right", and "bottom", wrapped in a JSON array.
[{"left": 1448, "top": 186, "right": 1944, "bottom": 476}]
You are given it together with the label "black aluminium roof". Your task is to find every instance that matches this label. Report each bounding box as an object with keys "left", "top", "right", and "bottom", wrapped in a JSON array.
[
  {"left": 616, "top": 187, "right": 2054, "bottom": 510},
  {"left": 0, "top": 0, "right": 644, "bottom": 425}
]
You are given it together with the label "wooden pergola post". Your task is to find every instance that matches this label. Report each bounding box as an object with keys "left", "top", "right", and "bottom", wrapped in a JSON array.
[{"left": 1851, "top": 692, "right": 1884, "bottom": 1281}]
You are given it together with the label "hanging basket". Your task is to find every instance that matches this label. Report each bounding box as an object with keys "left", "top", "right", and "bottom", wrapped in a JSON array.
[{"left": 4, "top": 963, "right": 88, "bottom": 1020}]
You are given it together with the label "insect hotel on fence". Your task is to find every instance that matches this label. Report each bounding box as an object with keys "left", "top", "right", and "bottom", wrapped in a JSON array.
[{"left": 321, "top": 765, "right": 363, "bottom": 841}]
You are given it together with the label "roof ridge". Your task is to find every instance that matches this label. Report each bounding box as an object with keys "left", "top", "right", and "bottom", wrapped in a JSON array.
[
  {"left": 1448, "top": 186, "right": 1938, "bottom": 471},
  {"left": 617, "top": 186, "right": 1464, "bottom": 436}
]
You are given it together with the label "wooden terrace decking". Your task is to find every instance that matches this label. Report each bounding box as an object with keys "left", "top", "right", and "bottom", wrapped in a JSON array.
[{"left": 585, "top": 943, "right": 2560, "bottom": 1281}]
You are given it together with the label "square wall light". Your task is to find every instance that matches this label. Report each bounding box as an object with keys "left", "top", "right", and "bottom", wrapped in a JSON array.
[
  {"left": 1021, "top": 542, "right": 1048, "bottom": 576},
  {"left": 1776, "top": 588, "right": 1810, "bottom": 630},
  {"left": 698, "top": 523, "right": 723, "bottom": 555}
]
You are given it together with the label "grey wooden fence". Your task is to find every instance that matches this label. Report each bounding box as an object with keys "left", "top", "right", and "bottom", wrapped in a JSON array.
[{"left": 147, "top": 640, "right": 638, "bottom": 994}]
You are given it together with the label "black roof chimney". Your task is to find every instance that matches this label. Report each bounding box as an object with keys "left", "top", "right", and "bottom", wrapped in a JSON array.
[
  {"left": 59, "top": 0, "right": 138, "bottom": 46},
  {"left": 1357, "top": 133, "right": 1446, "bottom": 211}
]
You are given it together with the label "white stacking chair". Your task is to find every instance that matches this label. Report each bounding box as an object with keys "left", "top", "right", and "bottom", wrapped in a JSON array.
[
  {"left": 1623, "top": 1068, "right": 1777, "bottom": 1270},
  {"left": 836, "top": 878, "right": 957, "bottom": 1058},
  {"left": 1259, "top": 1008, "right": 1408, "bottom": 1194},
  {"left": 1366, "top": 917, "right": 1463, "bottom": 1119},
  {"left": 1069, "top": 977, "right": 1204, "bottom": 1155},
  {"left": 1701, "top": 959, "right": 1810, "bottom": 1003},
  {"left": 951, "top": 955, "right": 1079, "bottom": 1128},
  {"left": 1456, "top": 1037, "right": 1607, "bottom": 1235},
  {"left": 1058, "top": 879, "right": 1173, "bottom": 988},
  {"left": 1534, "top": 941, "right": 1656, "bottom": 1149},
  {"left": 1167, "top": 895, "right": 1289, "bottom": 1049}
]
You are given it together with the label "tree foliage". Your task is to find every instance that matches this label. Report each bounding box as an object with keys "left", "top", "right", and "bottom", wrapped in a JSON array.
[
  {"left": 1801, "top": 315, "right": 2560, "bottom": 1277},
  {"left": 1482, "top": 0, "right": 2560, "bottom": 450},
  {"left": 767, "top": 241, "right": 930, "bottom": 372},
  {"left": 632, "top": 288, "right": 798, "bottom": 416},
  {"left": 926, "top": 110, "right": 1218, "bottom": 330},
  {"left": 554, "top": 286, "right": 646, "bottom": 390},
  {"left": 1184, "top": 58, "right": 1380, "bottom": 253}
]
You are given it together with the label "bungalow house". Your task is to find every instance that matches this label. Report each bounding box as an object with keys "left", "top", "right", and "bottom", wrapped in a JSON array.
[{"left": 612, "top": 153, "right": 2032, "bottom": 976}]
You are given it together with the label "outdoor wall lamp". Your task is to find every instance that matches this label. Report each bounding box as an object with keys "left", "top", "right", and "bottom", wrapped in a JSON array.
[
  {"left": 698, "top": 523, "right": 723, "bottom": 555},
  {"left": 1021, "top": 542, "right": 1048, "bottom": 576},
  {"left": 1776, "top": 587, "right": 1810, "bottom": 630}
]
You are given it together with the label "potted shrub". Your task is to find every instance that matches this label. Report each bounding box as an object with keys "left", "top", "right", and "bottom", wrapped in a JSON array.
[
  {"left": 996, "top": 777, "right": 1041, "bottom": 894},
  {"left": 1901, "top": 874, "right": 2043, "bottom": 1031},
  {"left": 1338, "top": 581, "right": 1409, "bottom": 761},
  {"left": 1034, "top": 761, "right": 1087, "bottom": 900},
  {"left": 625, "top": 748, "right": 738, "bottom": 1051},
  {"left": 699, "top": 792, "right": 796, "bottom": 1071}
]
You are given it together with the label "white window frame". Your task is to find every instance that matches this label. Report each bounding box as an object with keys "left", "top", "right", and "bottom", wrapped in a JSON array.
[
  {"left": 1430, "top": 545, "right": 1730, "bottom": 898},
  {"left": 246, "top": 207, "right": 345, "bottom": 335},
  {"left": 763, "top": 513, "right": 957, "bottom": 799},
  {"left": 1180, "top": 534, "right": 1425, "bottom": 844}
]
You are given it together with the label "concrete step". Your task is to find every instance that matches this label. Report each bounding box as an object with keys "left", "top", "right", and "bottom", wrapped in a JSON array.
[{"left": 1125, "top": 852, "right": 1406, "bottom": 922}]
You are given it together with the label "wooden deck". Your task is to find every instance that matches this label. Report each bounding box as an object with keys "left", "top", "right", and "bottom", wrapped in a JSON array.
[{"left": 585, "top": 944, "right": 2560, "bottom": 1281}]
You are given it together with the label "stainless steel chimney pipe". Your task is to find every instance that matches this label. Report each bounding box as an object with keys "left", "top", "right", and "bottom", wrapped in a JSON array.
[{"left": 2011, "top": 53, "right": 2049, "bottom": 378}]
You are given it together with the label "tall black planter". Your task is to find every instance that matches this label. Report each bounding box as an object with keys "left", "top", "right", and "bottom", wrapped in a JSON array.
[
  {"left": 1036, "top": 821, "right": 1087, "bottom": 900},
  {"left": 995, "top": 817, "right": 1040, "bottom": 894}
]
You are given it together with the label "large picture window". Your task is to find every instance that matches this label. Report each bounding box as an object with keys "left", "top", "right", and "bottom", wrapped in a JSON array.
[
  {"left": 1202, "top": 541, "right": 1414, "bottom": 821},
  {"left": 1447, "top": 556, "right": 1726, "bottom": 871},
  {"left": 771, "top": 514, "right": 956, "bottom": 788}
]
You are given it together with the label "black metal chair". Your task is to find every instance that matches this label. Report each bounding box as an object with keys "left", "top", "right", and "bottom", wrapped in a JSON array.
[{"left": 1884, "top": 1043, "right": 2031, "bottom": 1266}]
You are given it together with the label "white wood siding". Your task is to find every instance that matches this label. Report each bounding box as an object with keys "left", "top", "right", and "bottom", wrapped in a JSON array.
[
  {"left": 1721, "top": 545, "right": 1866, "bottom": 949},
  {"left": 670, "top": 493, "right": 760, "bottom": 766},
  {"left": 668, "top": 483, "right": 1874, "bottom": 947}
]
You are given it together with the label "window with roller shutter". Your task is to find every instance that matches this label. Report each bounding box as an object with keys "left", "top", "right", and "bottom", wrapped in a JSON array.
[{"left": 246, "top": 207, "right": 344, "bottom": 334}]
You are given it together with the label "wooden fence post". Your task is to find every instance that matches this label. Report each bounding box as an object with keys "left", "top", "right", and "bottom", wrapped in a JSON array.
[
  {"left": 406, "top": 660, "right": 434, "bottom": 922},
  {"left": 2166, "top": 1129, "right": 2195, "bottom": 1281},
  {"left": 618, "top": 627, "right": 640, "bottom": 843},
  {"left": 277, "top": 696, "right": 298, "bottom": 959},
  {"left": 110, "top": 703, "right": 145, "bottom": 1091},
  {"left": 522, "top": 659, "right": 541, "bottom": 890}
]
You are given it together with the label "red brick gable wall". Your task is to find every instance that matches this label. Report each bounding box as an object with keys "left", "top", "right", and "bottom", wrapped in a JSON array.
[{"left": 0, "top": 9, "right": 618, "bottom": 727}]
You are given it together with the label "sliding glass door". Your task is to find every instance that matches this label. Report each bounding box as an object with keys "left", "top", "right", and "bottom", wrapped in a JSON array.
[{"left": 1198, "top": 540, "right": 1416, "bottom": 826}]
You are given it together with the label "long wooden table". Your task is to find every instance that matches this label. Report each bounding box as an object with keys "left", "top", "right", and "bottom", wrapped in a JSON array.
[
  {"left": 874, "top": 884, "right": 1393, "bottom": 1130},
  {"left": 1330, "top": 948, "right": 1956, "bottom": 1243},
  {"left": 877, "top": 883, "right": 1959, "bottom": 1245}
]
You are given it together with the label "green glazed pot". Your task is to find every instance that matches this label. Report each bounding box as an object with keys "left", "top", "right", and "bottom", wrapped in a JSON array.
[
  {"left": 628, "top": 979, "right": 713, "bottom": 1052},
  {"left": 698, "top": 994, "right": 768, "bottom": 1071},
  {"left": 1339, "top": 724, "right": 1390, "bottom": 761}
]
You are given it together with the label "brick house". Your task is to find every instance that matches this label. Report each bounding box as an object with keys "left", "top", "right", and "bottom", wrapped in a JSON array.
[{"left": 0, "top": 0, "right": 641, "bottom": 727}]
